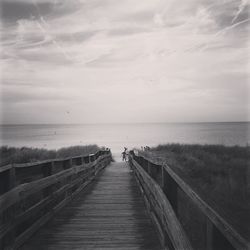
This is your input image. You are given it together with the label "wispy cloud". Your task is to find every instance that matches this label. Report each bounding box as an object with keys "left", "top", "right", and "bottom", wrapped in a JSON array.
[
  {"left": 0, "top": 0, "right": 249, "bottom": 123},
  {"left": 232, "top": 0, "right": 249, "bottom": 23}
]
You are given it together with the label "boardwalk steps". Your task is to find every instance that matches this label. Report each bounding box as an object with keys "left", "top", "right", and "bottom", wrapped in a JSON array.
[{"left": 19, "top": 162, "right": 162, "bottom": 250}]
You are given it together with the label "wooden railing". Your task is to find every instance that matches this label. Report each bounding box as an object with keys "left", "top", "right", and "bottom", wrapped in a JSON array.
[
  {"left": 129, "top": 151, "right": 250, "bottom": 250},
  {"left": 0, "top": 149, "right": 112, "bottom": 250}
]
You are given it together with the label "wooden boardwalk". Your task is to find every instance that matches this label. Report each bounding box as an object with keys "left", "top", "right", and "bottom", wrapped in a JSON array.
[{"left": 19, "top": 162, "right": 161, "bottom": 250}]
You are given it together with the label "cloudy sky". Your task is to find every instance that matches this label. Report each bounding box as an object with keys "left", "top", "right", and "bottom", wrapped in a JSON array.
[{"left": 0, "top": 0, "right": 249, "bottom": 124}]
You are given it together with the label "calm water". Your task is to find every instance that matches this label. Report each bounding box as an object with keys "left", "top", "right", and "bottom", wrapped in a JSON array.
[{"left": 0, "top": 123, "right": 249, "bottom": 160}]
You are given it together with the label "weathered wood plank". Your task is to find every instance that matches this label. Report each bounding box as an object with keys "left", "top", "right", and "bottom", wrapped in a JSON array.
[
  {"left": 131, "top": 158, "right": 193, "bottom": 250},
  {"left": 19, "top": 162, "right": 162, "bottom": 250},
  {"left": 135, "top": 153, "right": 250, "bottom": 250},
  {"left": 0, "top": 184, "right": 69, "bottom": 239},
  {"left": 0, "top": 164, "right": 96, "bottom": 213},
  {"left": 0, "top": 165, "right": 12, "bottom": 174}
]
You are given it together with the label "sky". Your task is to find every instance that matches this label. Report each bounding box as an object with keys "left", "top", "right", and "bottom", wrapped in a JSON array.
[{"left": 0, "top": 0, "right": 249, "bottom": 124}]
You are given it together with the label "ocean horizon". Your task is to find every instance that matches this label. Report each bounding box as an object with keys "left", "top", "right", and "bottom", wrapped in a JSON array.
[{"left": 1, "top": 122, "right": 249, "bottom": 160}]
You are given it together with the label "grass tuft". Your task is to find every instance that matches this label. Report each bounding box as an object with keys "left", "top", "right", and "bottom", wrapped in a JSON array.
[
  {"left": 141, "top": 143, "right": 250, "bottom": 239},
  {"left": 0, "top": 145, "right": 101, "bottom": 165}
]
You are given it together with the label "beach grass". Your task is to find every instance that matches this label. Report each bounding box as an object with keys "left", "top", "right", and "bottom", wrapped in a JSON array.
[
  {"left": 140, "top": 143, "right": 250, "bottom": 239},
  {"left": 0, "top": 145, "right": 102, "bottom": 166}
]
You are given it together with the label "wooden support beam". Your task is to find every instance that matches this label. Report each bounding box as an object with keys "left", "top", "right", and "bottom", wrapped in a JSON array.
[{"left": 147, "top": 161, "right": 152, "bottom": 176}]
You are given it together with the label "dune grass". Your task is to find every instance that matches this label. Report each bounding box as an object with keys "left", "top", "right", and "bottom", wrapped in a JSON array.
[
  {"left": 0, "top": 145, "right": 101, "bottom": 166},
  {"left": 140, "top": 144, "right": 250, "bottom": 239}
]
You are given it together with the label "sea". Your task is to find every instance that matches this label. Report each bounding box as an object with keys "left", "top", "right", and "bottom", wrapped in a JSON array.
[{"left": 0, "top": 122, "right": 249, "bottom": 160}]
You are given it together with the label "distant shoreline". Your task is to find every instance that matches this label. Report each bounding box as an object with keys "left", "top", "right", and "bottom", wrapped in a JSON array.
[
  {"left": 1, "top": 123, "right": 249, "bottom": 156},
  {"left": 1, "top": 121, "right": 250, "bottom": 126}
]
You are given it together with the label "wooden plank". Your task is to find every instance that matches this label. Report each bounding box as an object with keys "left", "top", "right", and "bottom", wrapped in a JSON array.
[
  {"left": 0, "top": 184, "right": 69, "bottom": 239},
  {"left": 0, "top": 163, "right": 97, "bottom": 213},
  {"left": 20, "top": 162, "right": 162, "bottom": 250},
  {"left": 0, "top": 164, "right": 12, "bottom": 173},
  {"left": 70, "top": 178, "right": 93, "bottom": 200},
  {"left": 132, "top": 159, "right": 193, "bottom": 250},
  {"left": 150, "top": 210, "right": 165, "bottom": 247},
  {"left": 136, "top": 154, "right": 250, "bottom": 250},
  {"left": 9, "top": 164, "right": 107, "bottom": 249},
  {"left": 0, "top": 151, "right": 109, "bottom": 183},
  {"left": 1, "top": 180, "right": 86, "bottom": 241},
  {"left": 134, "top": 171, "right": 166, "bottom": 248}
]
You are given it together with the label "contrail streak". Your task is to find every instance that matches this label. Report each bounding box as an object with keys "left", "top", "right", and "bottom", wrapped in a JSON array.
[
  {"left": 32, "top": 0, "right": 73, "bottom": 61},
  {"left": 231, "top": 0, "right": 249, "bottom": 24},
  {"left": 192, "top": 18, "right": 250, "bottom": 53}
]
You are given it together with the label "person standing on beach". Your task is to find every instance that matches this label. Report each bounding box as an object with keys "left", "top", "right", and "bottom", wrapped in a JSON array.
[
  {"left": 122, "top": 151, "right": 127, "bottom": 161},
  {"left": 122, "top": 147, "right": 128, "bottom": 162}
]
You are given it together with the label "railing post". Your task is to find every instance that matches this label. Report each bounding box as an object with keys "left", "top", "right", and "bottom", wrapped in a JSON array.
[
  {"left": 69, "top": 158, "right": 74, "bottom": 196},
  {"left": 94, "top": 155, "right": 98, "bottom": 175},
  {"left": 162, "top": 166, "right": 178, "bottom": 215},
  {"left": 170, "top": 181, "right": 178, "bottom": 216},
  {"left": 5, "top": 165, "right": 16, "bottom": 249},
  {"left": 43, "top": 162, "right": 53, "bottom": 198},
  {"left": 147, "top": 161, "right": 152, "bottom": 176},
  {"left": 51, "top": 161, "right": 55, "bottom": 172},
  {"left": 161, "top": 166, "right": 167, "bottom": 191}
]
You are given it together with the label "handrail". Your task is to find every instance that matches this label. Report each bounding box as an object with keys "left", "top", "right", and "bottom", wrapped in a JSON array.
[
  {"left": 0, "top": 163, "right": 95, "bottom": 213},
  {"left": 0, "top": 149, "right": 111, "bottom": 194},
  {"left": 129, "top": 151, "right": 250, "bottom": 250},
  {"left": 0, "top": 149, "right": 112, "bottom": 250},
  {"left": 0, "top": 149, "right": 110, "bottom": 173},
  {"left": 131, "top": 157, "right": 193, "bottom": 250},
  {"left": 162, "top": 162, "right": 249, "bottom": 250}
]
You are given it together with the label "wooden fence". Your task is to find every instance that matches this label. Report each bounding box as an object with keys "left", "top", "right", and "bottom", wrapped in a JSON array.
[
  {"left": 129, "top": 151, "right": 250, "bottom": 250},
  {"left": 0, "top": 149, "right": 112, "bottom": 250}
]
